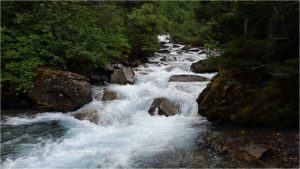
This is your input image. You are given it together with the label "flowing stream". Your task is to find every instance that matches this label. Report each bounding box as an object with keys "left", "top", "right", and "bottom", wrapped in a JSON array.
[{"left": 1, "top": 35, "right": 220, "bottom": 168}]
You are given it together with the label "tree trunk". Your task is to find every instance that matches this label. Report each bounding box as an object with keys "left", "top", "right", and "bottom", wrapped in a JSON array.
[{"left": 243, "top": 16, "right": 248, "bottom": 37}]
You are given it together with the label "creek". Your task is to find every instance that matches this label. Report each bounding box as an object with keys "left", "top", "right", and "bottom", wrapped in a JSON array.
[{"left": 1, "top": 35, "right": 222, "bottom": 168}]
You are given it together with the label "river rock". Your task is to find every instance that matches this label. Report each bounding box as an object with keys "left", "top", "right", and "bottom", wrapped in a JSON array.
[
  {"left": 203, "top": 131, "right": 230, "bottom": 153},
  {"left": 190, "top": 59, "right": 219, "bottom": 73},
  {"left": 173, "top": 44, "right": 181, "bottom": 48},
  {"left": 169, "top": 75, "right": 209, "bottom": 82},
  {"left": 159, "top": 49, "right": 170, "bottom": 54},
  {"left": 160, "top": 57, "right": 167, "bottom": 61},
  {"left": 234, "top": 143, "right": 271, "bottom": 161},
  {"left": 101, "top": 89, "right": 119, "bottom": 101},
  {"left": 73, "top": 110, "right": 99, "bottom": 124},
  {"left": 148, "top": 98, "right": 179, "bottom": 117},
  {"left": 182, "top": 45, "right": 192, "bottom": 51},
  {"left": 28, "top": 68, "right": 92, "bottom": 112},
  {"left": 110, "top": 66, "right": 135, "bottom": 85}
]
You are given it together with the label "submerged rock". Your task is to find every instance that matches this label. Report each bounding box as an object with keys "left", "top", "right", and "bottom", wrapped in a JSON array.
[
  {"left": 110, "top": 66, "right": 135, "bottom": 85},
  {"left": 73, "top": 110, "right": 99, "bottom": 124},
  {"left": 28, "top": 68, "right": 92, "bottom": 112},
  {"left": 148, "top": 98, "right": 179, "bottom": 117},
  {"left": 169, "top": 75, "right": 209, "bottom": 82}
]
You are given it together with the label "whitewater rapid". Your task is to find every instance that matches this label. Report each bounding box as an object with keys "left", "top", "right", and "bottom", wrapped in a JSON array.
[{"left": 1, "top": 35, "right": 217, "bottom": 168}]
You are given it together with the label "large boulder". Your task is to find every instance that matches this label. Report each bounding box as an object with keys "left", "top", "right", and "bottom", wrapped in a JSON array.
[
  {"left": 110, "top": 66, "right": 135, "bottom": 85},
  {"left": 169, "top": 75, "right": 209, "bottom": 82},
  {"left": 72, "top": 110, "right": 99, "bottom": 124},
  {"left": 28, "top": 68, "right": 92, "bottom": 112},
  {"left": 197, "top": 69, "right": 299, "bottom": 127},
  {"left": 190, "top": 59, "right": 219, "bottom": 73},
  {"left": 148, "top": 98, "right": 179, "bottom": 117}
]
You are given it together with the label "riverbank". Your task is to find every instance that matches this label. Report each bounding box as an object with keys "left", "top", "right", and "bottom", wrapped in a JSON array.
[{"left": 200, "top": 125, "right": 299, "bottom": 168}]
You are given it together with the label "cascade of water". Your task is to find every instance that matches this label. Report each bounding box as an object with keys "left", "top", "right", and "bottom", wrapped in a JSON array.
[{"left": 1, "top": 35, "right": 217, "bottom": 168}]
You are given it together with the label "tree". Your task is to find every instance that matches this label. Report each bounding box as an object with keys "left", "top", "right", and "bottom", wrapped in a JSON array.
[{"left": 127, "top": 3, "right": 163, "bottom": 58}]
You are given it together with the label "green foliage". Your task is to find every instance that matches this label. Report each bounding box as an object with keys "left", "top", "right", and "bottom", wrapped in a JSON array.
[
  {"left": 2, "top": 2, "right": 164, "bottom": 93},
  {"left": 2, "top": 58, "right": 44, "bottom": 93},
  {"left": 157, "top": 2, "right": 202, "bottom": 45},
  {"left": 127, "top": 3, "right": 163, "bottom": 57}
]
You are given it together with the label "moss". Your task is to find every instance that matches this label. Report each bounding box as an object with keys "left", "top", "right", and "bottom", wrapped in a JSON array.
[{"left": 197, "top": 65, "right": 299, "bottom": 128}]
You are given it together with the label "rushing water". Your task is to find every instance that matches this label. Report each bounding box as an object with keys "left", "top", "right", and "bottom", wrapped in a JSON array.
[{"left": 1, "top": 35, "right": 219, "bottom": 168}]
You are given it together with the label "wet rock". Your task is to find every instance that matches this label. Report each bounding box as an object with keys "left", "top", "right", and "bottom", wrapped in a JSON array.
[
  {"left": 191, "top": 60, "right": 219, "bottom": 73},
  {"left": 101, "top": 89, "right": 119, "bottom": 101},
  {"left": 186, "top": 58, "right": 194, "bottom": 62},
  {"left": 148, "top": 98, "right": 179, "bottom": 117},
  {"left": 113, "top": 64, "right": 124, "bottom": 69},
  {"left": 177, "top": 50, "right": 183, "bottom": 54},
  {"left": 198, "top": 50, "right": 207, "bottom": 55},
  {"left": 182, "top": 45, "right": 192, "bottom": 51},
  {"left": 110, "top": 66, "right": 135, "bottom": 85},
  {"left": 169, "top": 75, "right": 209, "bottom": 82},
  {"left": 73, "top": 110, "right": 99, "bottom": 124},
  {"left": 95, "top": 93, "right": 102, "bottom": 101},
  {"left": 160, "top": 57, "right": 167, "bottom": 61},
  {"left": 148, "top": 60, "right": 160, "bottom": 64},
  {"left": 159, "top": 49, "right": 170, "bottom": 54},
  {"left": 173, "top": 44, "right": 181, "bottom": 48},
  {"left": 234, "top": 143, "right": 271, "bottom": 161},
  {"left": 28, "top": 68, "right": 92, "bottom": 112}
]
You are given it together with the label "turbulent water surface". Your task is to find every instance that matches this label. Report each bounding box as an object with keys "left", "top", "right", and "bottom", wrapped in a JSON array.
[{"left": 1, "top": 35, "right": 220, "bottom": 168}]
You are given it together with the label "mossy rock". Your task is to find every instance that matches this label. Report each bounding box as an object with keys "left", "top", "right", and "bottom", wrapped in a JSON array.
[{"left": 197, "top": 69, "right": 299, "bottom": 128}]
